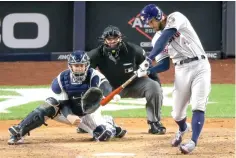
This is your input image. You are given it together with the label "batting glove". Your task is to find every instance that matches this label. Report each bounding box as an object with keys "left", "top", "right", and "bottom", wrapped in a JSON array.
[{"left": 135, "top": 58, "right": 152, "bottom": 78}]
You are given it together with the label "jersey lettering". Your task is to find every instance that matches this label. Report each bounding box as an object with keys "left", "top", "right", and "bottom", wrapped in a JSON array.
[{"left": 169, "top": 31, "right": 181, "bottom": 43}]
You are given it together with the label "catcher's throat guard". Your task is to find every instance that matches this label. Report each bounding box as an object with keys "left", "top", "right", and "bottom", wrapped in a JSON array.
[{"left": 81, "top": 87, "right": 103, "bottom": 114}]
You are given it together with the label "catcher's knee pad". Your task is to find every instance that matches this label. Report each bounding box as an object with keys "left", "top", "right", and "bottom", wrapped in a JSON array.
[
  {"left": 44, "top": 97, "right": 60, "bottom": 117},
  {"left": 93, "top": 125, "right": 112, "bottom": 141},
  {"left": 45, "top": 97, "right": 60, "bottom": 107},
  {"left": 40, "top": 97, "right": 60, "bottom": 118}
]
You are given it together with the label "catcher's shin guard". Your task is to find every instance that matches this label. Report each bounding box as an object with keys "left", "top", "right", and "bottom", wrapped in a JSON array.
[{"left": 9, "top": 99, "right": 58, "bottom": 138}]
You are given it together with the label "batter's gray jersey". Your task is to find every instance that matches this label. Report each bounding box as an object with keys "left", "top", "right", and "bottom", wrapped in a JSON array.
[{"left": 152, "top": 12, "right": 206, "bottom": 64}]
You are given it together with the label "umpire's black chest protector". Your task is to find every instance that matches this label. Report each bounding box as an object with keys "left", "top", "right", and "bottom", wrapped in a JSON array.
[{"left": 97, "top": 43, "right": 139, "bottom": 89}]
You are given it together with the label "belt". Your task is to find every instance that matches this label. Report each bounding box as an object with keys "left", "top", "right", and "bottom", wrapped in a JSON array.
[{"left": 174, "top": 55, "right": 206, "bottom": 66}]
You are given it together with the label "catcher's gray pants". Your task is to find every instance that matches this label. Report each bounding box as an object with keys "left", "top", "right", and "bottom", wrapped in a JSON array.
[{"left": 120, "top": 77, "right": 163, "bottom": 122}]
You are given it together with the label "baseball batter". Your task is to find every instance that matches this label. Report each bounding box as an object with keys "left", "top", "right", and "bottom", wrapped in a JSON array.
[
  {"left": 8, "top": 50, "right": 127, "bottom": 145},
  {"left": 137, "top": 4, "right": 211, "bottom": 154}
]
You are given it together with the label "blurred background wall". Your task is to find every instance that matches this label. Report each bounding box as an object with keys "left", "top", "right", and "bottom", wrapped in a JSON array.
[{"left": 0, "top": 1, "right": 234, "bottom": 61}]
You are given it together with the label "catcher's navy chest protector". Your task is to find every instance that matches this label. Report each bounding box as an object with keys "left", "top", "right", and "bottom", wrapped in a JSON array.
[
  {"left": 60, "top": 69, "right": 92, "bottom": 99},
  {"left": 60, "top": 69, "right": 101, "bottom": 116}
]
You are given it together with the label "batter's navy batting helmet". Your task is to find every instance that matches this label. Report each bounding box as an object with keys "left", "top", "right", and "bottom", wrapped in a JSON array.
[{"left": 140, "top": 4, "right": 163, "bottom": 24}]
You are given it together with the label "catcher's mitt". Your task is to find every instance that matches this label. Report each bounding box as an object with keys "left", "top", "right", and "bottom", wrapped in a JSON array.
[{"left": 81, "top": 87, "right": 103, "bottom": 114}]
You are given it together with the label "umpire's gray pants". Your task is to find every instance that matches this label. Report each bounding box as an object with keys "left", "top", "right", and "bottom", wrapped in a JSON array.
[{"left": 120, "top": 77, "right": 163, "bottom": 122}]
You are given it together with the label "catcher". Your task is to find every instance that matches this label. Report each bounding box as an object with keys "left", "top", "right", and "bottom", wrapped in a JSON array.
[{"left": 8, "top": 50, "right": 127, "bottom": 145}]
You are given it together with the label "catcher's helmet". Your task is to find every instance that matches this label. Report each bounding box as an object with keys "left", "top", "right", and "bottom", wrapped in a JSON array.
[
  {"left": 140, "top": 4, "right": 163, "bottom": 24},
  {"left": 68, "top": 50, "right": 90, "bottom": 83}
]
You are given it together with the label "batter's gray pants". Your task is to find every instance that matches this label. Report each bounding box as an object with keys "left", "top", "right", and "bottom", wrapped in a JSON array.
[{"left": 120, "top": 77, "right": 163, "bottom": 122}]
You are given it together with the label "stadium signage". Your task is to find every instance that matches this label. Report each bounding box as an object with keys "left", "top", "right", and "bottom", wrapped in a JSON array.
[{"left": 0, "top": 13, "right": 49, "bottom": 49}]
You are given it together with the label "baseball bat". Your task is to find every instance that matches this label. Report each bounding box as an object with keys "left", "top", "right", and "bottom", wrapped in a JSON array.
[{"left": 100, "top": 73, "right": 138, "bottom": 106}]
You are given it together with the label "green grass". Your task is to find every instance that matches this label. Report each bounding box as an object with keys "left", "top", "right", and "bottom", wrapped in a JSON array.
[
  {"left": 206, "top": 84, "right": 235, "bottom": 117},
  {"left": 0, "top": 101, "right": 43, "bottom": 120},
  {"left": 102, "top": 103, "right": 234, "bottom": 118},
  {"left": 0, "top": 98, "right": 7, "bottom": 102},
  {"left": 0, "top": 90, "right": 21, "bottom": 96},
  {"left": 103, "top": 84, "right": 235, "bottom": 118},
  {"left": 0, "top": 84, "right": 234, "bottom": 120},
  {"left": 102, "top": 107, "right": 172, "bottom": 118}
]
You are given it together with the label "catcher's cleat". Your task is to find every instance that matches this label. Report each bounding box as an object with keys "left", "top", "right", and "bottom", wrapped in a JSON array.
[
  {"left": 179, "top": 140, "right": 196, "bottom": 154},
  {"left": 148, "top": 121, "right": 166, "bottom": 135},
  {"left": 171, "top": 123, "right": 191, "bottom": 147},
  {"left": 8, "top": 135, "right": 24, "bottom": 145},
  {"left": 115, "top": 126, "right": 127, "bottom": 138},
  {"left": 8, "top": 125, "right": 24, "bottom": 145}
]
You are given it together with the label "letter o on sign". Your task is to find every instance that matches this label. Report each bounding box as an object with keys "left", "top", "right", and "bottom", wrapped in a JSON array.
[{"left": 2, "top": 13, "right": 50, "bottom": 48}]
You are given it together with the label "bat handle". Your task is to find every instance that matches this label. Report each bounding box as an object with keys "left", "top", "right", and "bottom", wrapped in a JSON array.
[{"left": 121, "top": 74, "right": 137, "bottom": 88}]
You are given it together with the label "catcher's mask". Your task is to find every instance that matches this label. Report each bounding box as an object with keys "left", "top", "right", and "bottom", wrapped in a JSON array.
[
  {"left": 81, "top": 87, "right": 103, "bottom": 114},
  {"left": 68, "top": 50, "right": 90, "bottom": 84},
  {"left": 99, "top": 25, "right": 124, "bottom": 58}
]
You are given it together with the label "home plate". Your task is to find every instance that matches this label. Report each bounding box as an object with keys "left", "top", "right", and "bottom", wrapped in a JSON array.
[{"left": 93, "top": 152, "right": 135, "bottom": 157}]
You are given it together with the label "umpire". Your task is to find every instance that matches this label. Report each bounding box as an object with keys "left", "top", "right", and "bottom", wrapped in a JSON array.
[{"left": 87, "top": 25, "right": 167, "bottom": 134}]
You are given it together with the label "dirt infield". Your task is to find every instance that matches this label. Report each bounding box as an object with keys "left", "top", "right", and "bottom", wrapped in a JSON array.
[
  {"left": 0, "top": 118, "right": 234, "bottom": 158},
  {"left": 0, "top": 59, "right": 235, "bottom": 157}
]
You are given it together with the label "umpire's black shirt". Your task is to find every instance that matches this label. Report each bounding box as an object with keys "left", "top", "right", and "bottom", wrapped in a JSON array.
[{"left": 87, "top": 42, "right": 160, "bottom": 89}]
